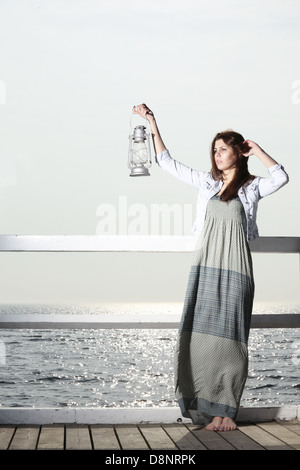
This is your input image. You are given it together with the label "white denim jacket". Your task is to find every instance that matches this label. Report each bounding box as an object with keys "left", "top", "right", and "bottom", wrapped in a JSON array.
[{"left": 155, "top": 149, "right": 289, "bottom": 242}]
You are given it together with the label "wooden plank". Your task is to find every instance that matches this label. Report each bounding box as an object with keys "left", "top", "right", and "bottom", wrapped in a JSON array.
[
  {"left": 280, "top": 422, "right": 300, "bottom": 436},
  {"left": 238, "top": 424, "right": 292, "bottom": 450},
  {"left": 65, "top": 425, "right": 92, "bottom": 450},
  {"left": 257, "top": 422, "right": 300, "bottom": 450},
  {"left": 218, "top": 428, "right": 265, "bottom": 450},
  {"left": 187, "top": 425, "right": 236, "bottom": 450},
  {"left": 37, "top": 425, "right": 64, "bottom": 450},
  {"left": 9, "top": 426, "right": 40, "bottom": 450},
  {"left": 1, "top": 422, "right": 299, "bottom": 451},
  {"left": 162, "top": 424, "right": 207, "bottom": 450},
  {"left": 139, "top": 424, "right": 178, "bottom": 450},
  {"left": 90, "top": 425, "right": 121, "bottom": 450},
  {"left": 115, "top": 425, "right": 149, "bottom": 450},
  {"left": 0, "top": 426, "right": 15, "bottom": 450}
]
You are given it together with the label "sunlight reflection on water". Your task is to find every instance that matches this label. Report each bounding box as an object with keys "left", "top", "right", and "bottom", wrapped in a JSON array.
[{"left": 0, "top": 302, "right": 299, "bottom": 408}]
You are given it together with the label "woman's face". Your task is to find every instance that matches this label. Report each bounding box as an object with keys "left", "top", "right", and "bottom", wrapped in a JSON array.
[{"left": 214, "top": 139, "right": 237, "bottom": 172}]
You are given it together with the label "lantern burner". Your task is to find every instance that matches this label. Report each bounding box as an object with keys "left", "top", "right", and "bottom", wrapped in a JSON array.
[{"left": 132, "top": 125, "right": 147, "bottom": 143}]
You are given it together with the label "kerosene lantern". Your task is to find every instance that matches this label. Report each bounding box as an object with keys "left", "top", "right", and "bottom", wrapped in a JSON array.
[{"left": 128, "top": 113, "right": 152, "bottom": 176}]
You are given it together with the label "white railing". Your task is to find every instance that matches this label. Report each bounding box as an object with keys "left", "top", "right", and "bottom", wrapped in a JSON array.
[
  {"left": 0, "top": 235, "right": 299, "bottom": 329},
  {"left": 0, "top": 234, "right": 299, "bottom": 253},
  {"left": 0, "top": 235, "right": 299, "bottom": 424}
]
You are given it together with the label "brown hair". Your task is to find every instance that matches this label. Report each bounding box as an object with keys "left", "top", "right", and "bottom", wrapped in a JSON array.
[{"left": 210, "top": 130, "right": 255, "bottom": 201}]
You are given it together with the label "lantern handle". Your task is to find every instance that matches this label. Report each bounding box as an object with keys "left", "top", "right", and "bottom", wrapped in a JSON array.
[{"left": 129, "top": 111, "right": 151, "bottom": 135}]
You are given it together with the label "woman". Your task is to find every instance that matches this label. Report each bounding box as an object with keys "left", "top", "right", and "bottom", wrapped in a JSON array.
[{"left": 133, "top": 103, "right": 289, "bottom": 431}]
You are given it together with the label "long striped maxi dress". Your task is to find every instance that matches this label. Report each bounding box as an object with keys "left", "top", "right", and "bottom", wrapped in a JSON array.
[{"left": 174, "top": 195, "right": 254, "bottom": 425}]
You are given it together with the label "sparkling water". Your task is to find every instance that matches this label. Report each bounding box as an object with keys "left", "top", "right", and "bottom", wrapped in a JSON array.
[{"left": 0, "top": 302, "right": 299, "bottom": 408}]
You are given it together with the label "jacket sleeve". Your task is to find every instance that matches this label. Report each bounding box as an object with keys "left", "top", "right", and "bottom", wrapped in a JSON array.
[
  {"left": 258, "top": 164, "right": 289, "bottom": 198},
  {"left": 155, "top": 149, "right": 210, "bottom": 189}
]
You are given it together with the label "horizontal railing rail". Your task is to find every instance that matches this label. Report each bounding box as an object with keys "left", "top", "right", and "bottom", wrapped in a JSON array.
[
  {"left": 0, "top": 313, "right": 299, "bottom": 329},
  {"left": 0, "top": 235, "right": 299, "bottom": 329},
  {"left": 0, "top": 235, "right": 298, "bottom": 424},
  {"left": 0, "top": 235, "right": 299, "bottom": 253}
]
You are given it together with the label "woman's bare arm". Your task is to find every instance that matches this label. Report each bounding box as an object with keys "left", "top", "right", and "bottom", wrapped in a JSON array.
[
  {"left": 133, "top": 104, "right": 166, "bottom": 155},
  {"left": 243, "top": 140, "right": 278, "bottom": 168}
]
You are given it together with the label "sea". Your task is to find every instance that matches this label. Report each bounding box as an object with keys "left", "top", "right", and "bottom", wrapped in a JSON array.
[{"left": 0, "top": 302, "right": 299, "bottom": 409}]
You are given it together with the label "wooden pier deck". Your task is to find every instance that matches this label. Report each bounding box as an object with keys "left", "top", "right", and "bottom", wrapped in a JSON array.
[{"left": 0, "top": 421, "right": 299, "bottom": 451}]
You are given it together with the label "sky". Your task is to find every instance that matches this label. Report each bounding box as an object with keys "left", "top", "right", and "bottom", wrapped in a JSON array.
[{"left": 0, "top": 0, "right": 299, "bottom": 304}]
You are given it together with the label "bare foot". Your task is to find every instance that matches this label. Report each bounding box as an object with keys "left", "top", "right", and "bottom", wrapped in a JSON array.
[
  {"left": 219, "top": 417, "right": 237, "bottom": 431},
  {"left": 205, "top": 416, "right": 223, "bottom": 431}
]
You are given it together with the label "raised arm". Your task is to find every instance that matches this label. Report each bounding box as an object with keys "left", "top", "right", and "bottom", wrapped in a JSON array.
[
  {"left": 133, "top": 103, "right": 166, "bottom": 154},
  {"left": 242, "top": 140, "right": 279, "bottom": 168},
  {"left": 132, "top": 103, "right": 210, "bottom": 189},
  {"left": 243, "top": 140, "right": 289, "bottom": 197}
]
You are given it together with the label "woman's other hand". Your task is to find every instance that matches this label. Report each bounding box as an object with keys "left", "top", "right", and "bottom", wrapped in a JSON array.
[
  {"left": 242, "top": 140, "right": 260, "bottom": 157},
  {"left": 242, "top": 140, "right": 279, "bottom": 168}
]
